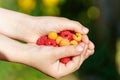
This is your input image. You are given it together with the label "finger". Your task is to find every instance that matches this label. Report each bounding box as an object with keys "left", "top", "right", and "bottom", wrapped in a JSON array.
[
  {"left": 61, "top": 20, "right": 89, "bottom": 34},
  {"left": 57, "top": 56, "right": 82, "bottom": 76},
  {"left": 70, "top": 55, "right": 84, "bottom": 70},
  {"left": 85, "top": 49, "right": 94, "bottom": 59},
  {"left": 82, "top": 35, "right": 89, "bottom": 44},
  {"left": 57, "top": 44, "right": 88, "bottom": 76},
  {"left": 82, "top": 41, "right": 95, "bottom": 60},
  {"left": 65, "top": 56, "right": 82, "bottom": 74},
  {"left": 63, "top": 54, "right": 85, "bottom": 75},
  {"left": 54, "top": 42, "right": 85, "bottom": 59},
  {"left": 66, "top": 44, "right": 88, "bottom": 70},
  {"left": 69, "top": 20, "right": 89, "bottom": 34},
  {"left": 88, "top": 41, "right": 95, "bottom": 50}
]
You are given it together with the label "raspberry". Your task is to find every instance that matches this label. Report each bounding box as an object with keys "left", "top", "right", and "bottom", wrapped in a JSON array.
[
  {"left": 36, "top": 35, "right": 48, "bottom": 45},
  {"left": 56, "top": 36, "right": 63, "bottom": 44},
  {"left": 45, "top": 38, "right": 57, "bottom": 47},
  {"left": 73, "top": 32, "right": 82, "bottom": 42},
  {"left": 60, "top": 30, "right": 73, "bottom": 41},
  {"left": 70, "top": 40, "right": 78, "bottom": 45},
  {"left": 59, "top": 39, "right": 70, "bottom": 46},
  {"left": 36, "top": 30, "right": 83, "bottom": 64},
  {"left": 60, "top": 57, "right": 71, "bottom": 64},
  {"left": 48, "top": 32, "right": 58, "bottom": 40}
]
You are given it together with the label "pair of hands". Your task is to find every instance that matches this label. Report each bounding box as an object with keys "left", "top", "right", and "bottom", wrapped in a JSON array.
[{"left": 0, "top": 8, "right": 94, "bottom": 78}]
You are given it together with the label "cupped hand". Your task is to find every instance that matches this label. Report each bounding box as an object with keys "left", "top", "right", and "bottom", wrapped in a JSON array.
[
  {"left": 0, "top": 10, "right": 89, "bottom": 43},
  {"left": 26, "top": 16, "right": 89, "bottom": 43},
  {"left": 0, "top": 34, "right": 94, "bottom": 78}
]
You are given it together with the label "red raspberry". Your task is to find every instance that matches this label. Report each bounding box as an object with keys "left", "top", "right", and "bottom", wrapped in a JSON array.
[
  {"left": 36, "top": 35, "right": 48, "bottom": 45},
  {"left": 60, "top": 57, "right": 71, "bottom": 64},
  {"left": 45, "top": 38, "right": 57, "bottom": 47},
  {"left": 60, "top": 30, "right": 73, "bottom": 41}
]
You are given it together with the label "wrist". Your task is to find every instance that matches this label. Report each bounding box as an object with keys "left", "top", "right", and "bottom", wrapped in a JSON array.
[
  {"left": 0, "top": 8, "right": 35, "bottom": 42},
  {"left": 0, "top": 34, "right": 28, "bottom": 63}
]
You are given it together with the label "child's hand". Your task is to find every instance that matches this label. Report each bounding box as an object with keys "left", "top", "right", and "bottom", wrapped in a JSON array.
[
  {"left": 0, "top": 34, "right": 94, "bottom": 78},
  {"left": 28, "top": 16, "right": 89, "bottom": 41}
]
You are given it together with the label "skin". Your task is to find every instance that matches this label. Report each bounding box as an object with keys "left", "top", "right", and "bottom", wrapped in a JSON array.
[{"left": 0, "top": 8, "right": 94, "bottom": 79}]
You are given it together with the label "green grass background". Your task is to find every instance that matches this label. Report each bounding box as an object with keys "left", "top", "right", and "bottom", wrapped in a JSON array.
[{"left": 0, "top": 61, "right": 54, "bottom": 80}]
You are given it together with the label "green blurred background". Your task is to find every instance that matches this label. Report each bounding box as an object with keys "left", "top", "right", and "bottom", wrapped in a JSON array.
[{"left": 0, "top": 0, "right": 120, "bottom": 80}]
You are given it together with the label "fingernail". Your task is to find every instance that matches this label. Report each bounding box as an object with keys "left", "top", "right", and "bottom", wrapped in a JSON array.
[
  {"left": 76, "top": 45, "right": 84, "bottom": 52},
  {"left": 83, "top": 28, "right": 89, "bottom": 34}
]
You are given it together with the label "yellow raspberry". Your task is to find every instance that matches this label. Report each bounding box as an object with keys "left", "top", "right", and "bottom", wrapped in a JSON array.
[
  {"left": 59, "top": 39, "right": 70, "bottom": 46},
  {"left": 48, "top": 32, "right": 58, "bottom": 40},
  {"left": 70, "top": 40, "right": 78, "bottom": 45},
  {"left": 56, "top": 36, "right": 63, "bottom": 44},
  {"left": 73, "top": 32, "right": 82, "bottom": 42}
]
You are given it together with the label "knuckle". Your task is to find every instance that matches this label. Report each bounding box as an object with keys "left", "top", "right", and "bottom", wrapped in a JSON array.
[{"left": 60, "top": 17, "right": 69, "bottom": 21}]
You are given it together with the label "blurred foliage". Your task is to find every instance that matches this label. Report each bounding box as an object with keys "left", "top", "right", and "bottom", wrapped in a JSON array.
[
  {"left": 0, "top": 0, "right": 120, "bottom": 80},
  {"left": 0, "top": 61, "right": 54, "bottom": 80},
  {"left": 18, "top": 0, "right": 36, "bottom": 13}
]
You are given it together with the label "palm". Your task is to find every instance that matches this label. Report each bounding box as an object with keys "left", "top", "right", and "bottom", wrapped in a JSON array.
[{"left": 22, "top": 43, "right": 86, "bottom": 78}]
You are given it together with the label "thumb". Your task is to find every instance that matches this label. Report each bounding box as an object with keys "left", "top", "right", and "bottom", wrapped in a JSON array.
[
  {"left": 62, "top": 20, "right": 89, "bottom": 34},
  {"left": 54, "top": 43, "right": 85, "bottom": 59}
]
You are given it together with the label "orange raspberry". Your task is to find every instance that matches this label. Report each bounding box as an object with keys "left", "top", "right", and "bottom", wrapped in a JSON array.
[
  {"left": 70, "top": 40, "right": 78, "bottom": 45},
  {"left": 59, "top": 39, "right": 70, "bottom": 46},
  {"left": 56, "top": 36, "right": 63, "bottom": 44},
  {"left": 48, "top": 32, "right": 58, "bottom": 40},
  {"left": 73, "top": 32, "right": 82, "bottom": 42}
]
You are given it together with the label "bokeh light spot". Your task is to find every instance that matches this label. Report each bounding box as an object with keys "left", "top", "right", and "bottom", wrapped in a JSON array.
[
  {"left": 18, "top": 0, "right": 36, "bottom": 12},
  {"left": 42, "top": 0, "right": 59, "bottom": 7},
  {"left": 87, "top": 6, "right": 100, "bottom": 19}
]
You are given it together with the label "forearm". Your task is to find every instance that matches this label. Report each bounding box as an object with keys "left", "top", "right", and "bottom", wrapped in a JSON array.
[
  {"left": 0, "top": 8, "right": 34, "bottom": 42},
  {"left": 0, "top": 34, "right": 26, "bottom": 62}
]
